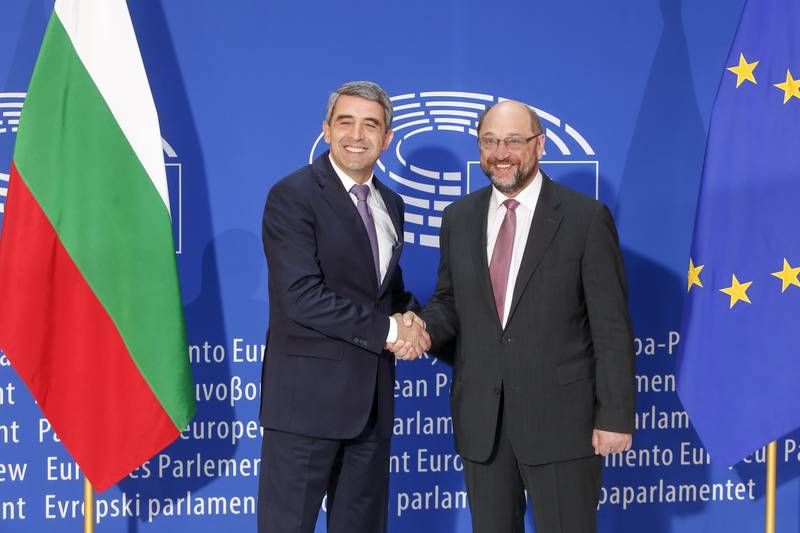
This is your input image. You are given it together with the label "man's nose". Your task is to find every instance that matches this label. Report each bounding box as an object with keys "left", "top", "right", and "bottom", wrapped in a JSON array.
[
  {"left": 351, "top": 123, "right": 365, "bottom": 140},
  {"left": 493, "top": 142, "right": 511, "bottom": 158}
]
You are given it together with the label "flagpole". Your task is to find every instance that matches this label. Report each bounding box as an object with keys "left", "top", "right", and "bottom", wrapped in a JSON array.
[
  {"left": 84, "top": 476, "right": 94, "bottom": 533},
  {"left": 765, "top": 440, "right": 777, "bottom": 533}
]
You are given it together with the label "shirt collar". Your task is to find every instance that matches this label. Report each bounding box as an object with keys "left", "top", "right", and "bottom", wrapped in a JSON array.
[
  {"left": 489, "top": 169, "right": 543, "bottom": 213},
  {"left": 329, "top": 154, "right": 375, "bottom": 195}
]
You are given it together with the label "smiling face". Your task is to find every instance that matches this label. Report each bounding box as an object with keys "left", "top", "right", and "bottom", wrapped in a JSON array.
[
  {"left": 478, "top": 101, "right": 545, "bottom": 197},
  {"left": 322, "top": 94, "right": 394, "bottom": 183}
]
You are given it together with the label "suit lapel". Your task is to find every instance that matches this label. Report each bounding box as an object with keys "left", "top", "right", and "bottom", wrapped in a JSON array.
[
  {"left": 468, "top": 188, "right": 499, "bottom": 325},
  {"left": 505, "top": 175, "right": 562, "bottom": 326},
  {"left": 314, "top": 153, "right": 380, "bottom": 289}
]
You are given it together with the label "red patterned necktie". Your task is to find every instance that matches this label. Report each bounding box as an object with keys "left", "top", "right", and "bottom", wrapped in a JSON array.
[{"left": 489, "top": 199, "right": 519, "bottom": 324}]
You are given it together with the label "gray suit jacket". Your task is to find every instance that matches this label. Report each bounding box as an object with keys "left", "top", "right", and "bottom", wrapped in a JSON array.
[{"left": 422, "top": 174, "right": 635, "bottom": 465}]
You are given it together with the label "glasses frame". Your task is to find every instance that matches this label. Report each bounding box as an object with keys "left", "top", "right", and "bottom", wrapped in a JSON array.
[{"left": 477, "top": 133, "right": 543, "bottom": 151}]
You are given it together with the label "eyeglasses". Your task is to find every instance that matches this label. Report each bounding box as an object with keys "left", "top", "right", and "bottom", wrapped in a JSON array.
[{"left": 478, "top": 133, "right": 542, "bottom": 151}]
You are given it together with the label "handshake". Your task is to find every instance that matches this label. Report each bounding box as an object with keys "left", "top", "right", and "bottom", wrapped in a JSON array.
[{"left": 385, "top": 311, "right": 430, "bottom": 361}]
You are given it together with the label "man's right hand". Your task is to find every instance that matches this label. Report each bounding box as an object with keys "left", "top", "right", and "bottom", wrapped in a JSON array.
[{"left": 386, "top": 312, "right": 430, "bottom": 360}]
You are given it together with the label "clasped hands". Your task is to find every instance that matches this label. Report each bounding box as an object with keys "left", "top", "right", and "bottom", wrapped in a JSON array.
[{"left": 385, "top": 311, "right": 430, "bottom": 361}]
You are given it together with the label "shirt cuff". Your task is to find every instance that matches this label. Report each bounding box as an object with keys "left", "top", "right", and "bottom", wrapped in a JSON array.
[{"left": 386, "top": 316, "right": 398, "bottom": 344}]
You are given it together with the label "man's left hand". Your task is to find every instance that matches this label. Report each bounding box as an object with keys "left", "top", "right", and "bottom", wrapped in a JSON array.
[{"left": 592, "top": 429, "right": 632, "bottom": 456}]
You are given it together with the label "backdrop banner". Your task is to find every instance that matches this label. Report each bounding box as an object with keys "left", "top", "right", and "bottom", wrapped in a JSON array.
[{"left": 3, "top": 1, "right": 800, "bottom": 532}]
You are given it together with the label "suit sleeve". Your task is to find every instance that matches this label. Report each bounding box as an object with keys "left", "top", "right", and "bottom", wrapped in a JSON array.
[
  {"left": 420, "top": 208, "right": 459, "bottom": 363},
  {"left": 390, "top": 264, "right": 420, "bottom": 314},
  {"left": 581, "top": 204, "right": 636, "bottom": 433},
  {"left": 262, "top": 181, "right": 389, "bottom": 354}
]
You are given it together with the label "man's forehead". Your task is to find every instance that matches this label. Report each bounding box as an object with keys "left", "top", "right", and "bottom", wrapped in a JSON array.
[
  {"left": 482, "top": 102, "right": 533, "bottom": 133},
  {"left": 332, "top": 95, "right": 384, "bottom": 119}
]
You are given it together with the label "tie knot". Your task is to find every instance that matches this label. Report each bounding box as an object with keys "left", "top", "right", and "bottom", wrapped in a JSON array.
[
  {"left": 503, "top": 199, "right": 520, "bottom": 212},
  {"left": 351, "top": 183, "right": 370, "bottom": 202}
]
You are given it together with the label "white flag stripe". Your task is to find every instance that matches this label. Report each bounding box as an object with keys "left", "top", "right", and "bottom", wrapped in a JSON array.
[{"left": 54, "top": 0, "right": 170, "bottom": 215}]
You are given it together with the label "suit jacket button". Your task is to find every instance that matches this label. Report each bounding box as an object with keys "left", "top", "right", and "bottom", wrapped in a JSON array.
[
  {"left": 493, "top": 387, "right": 501, "bottom": 396},
  {"left": 502, "top": 337, "right": 512, "bottom": 344}
]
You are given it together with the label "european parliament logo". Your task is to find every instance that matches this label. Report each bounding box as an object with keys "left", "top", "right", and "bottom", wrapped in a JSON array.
[
  {"left": 0, "top": 92, "right": 184, "bottom": 253},
  {"left": 0, "top": 93, "right": 25, "bottom": 216},
  {"left": 162, "top": 138, "right": 184, "bottom": 254},
  {"left": 309, "top": 90, "right": 599, "bottom": 248}
]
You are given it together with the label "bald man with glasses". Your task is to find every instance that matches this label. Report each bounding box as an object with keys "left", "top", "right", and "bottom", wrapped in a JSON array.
[{"left": 416, "top": 100, "right": 635, "bottom": 532}]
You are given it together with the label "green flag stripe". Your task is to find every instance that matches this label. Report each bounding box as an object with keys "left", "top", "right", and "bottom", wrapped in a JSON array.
[{"left": 13, "top": 14, "right": 193, "bottom": 429}]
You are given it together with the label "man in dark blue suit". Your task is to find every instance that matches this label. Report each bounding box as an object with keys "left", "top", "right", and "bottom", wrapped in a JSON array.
[{"left": 258, "top": 81, "right": 429, "bottom": 533}]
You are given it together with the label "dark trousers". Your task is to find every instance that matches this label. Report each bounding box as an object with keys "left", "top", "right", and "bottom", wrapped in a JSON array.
[
  {"left": 258, "top": 414, "right": 389, "bottom": 533},
  {"left": 463, "top": 398, "right": 601, "bottom": 533}
]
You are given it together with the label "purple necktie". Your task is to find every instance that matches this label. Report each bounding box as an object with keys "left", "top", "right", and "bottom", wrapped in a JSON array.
[
  {"left": 351, "top": 184, "right": 381, "bottom": 285},
  {"left": 489, "top": 199, "right": 519, "bottom": 324}
]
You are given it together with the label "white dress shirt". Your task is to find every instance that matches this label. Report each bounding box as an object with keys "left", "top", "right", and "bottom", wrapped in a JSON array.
[
  {"left": 486, "top": 170, "right": 543, "bottom": 328},
  {"left": 329, "top": 156, "right": 400, "bottom": 342}
]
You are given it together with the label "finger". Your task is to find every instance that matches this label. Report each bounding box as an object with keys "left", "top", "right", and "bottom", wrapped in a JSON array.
[
  {"left": 398, "top": 343, "right": 412, "bottom": 359},
  {"left": 404, "top": 342, "right": 418, "bottom": 358},
  {"left": 419, "top": 332, "right": 431, "bottom": 351}
]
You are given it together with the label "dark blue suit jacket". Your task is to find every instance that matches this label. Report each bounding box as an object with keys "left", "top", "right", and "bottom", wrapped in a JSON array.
[{"left": 260, "top": 152, "right": 416, "bottom": 440}]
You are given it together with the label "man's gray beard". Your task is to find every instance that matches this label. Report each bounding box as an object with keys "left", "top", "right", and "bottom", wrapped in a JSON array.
[{"left": 483, "top": 164, "right": 536, "bottom": 195}]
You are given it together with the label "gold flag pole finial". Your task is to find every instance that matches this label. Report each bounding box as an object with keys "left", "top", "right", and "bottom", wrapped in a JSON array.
[
  {"left": 765, "top": 440, "right": 777, "bottom": 533},
  {"left": 84, "top": 475, "right": 95, "bottom": 533}
]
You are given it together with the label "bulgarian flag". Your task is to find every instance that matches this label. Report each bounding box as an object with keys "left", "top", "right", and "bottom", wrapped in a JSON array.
[{"left": 0, "top": 0, "right": 195, "bottom": 491}]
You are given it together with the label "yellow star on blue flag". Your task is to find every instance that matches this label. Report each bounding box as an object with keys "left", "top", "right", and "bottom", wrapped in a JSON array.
[
  {"left": 774, "top": 69, "right": 800, "bottom": 103},
  {"left": 727, "top": 52, "right": 759, "bottom": 87},
  {"left": 771, "top": 258, "right": 800, "bottom": 292}
]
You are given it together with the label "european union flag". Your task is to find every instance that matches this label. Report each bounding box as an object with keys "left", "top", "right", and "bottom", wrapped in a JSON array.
[{"left": 676, "top": 0, "right": 800, "bottom": 467}]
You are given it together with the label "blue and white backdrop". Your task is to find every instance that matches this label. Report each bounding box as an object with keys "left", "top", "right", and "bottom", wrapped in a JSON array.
[{"left": 3, "top": 1, "right": 800, "bottom": 532}]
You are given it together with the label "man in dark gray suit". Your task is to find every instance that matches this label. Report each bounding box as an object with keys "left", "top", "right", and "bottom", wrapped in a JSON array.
[{"left": 416, "top": 100, "right": 635, "bottom": 532}]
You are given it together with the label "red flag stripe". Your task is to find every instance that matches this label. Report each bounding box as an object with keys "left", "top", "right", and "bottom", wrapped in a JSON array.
[{"left": 0, "top": 163, "right": 179, "bottom": 491}]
